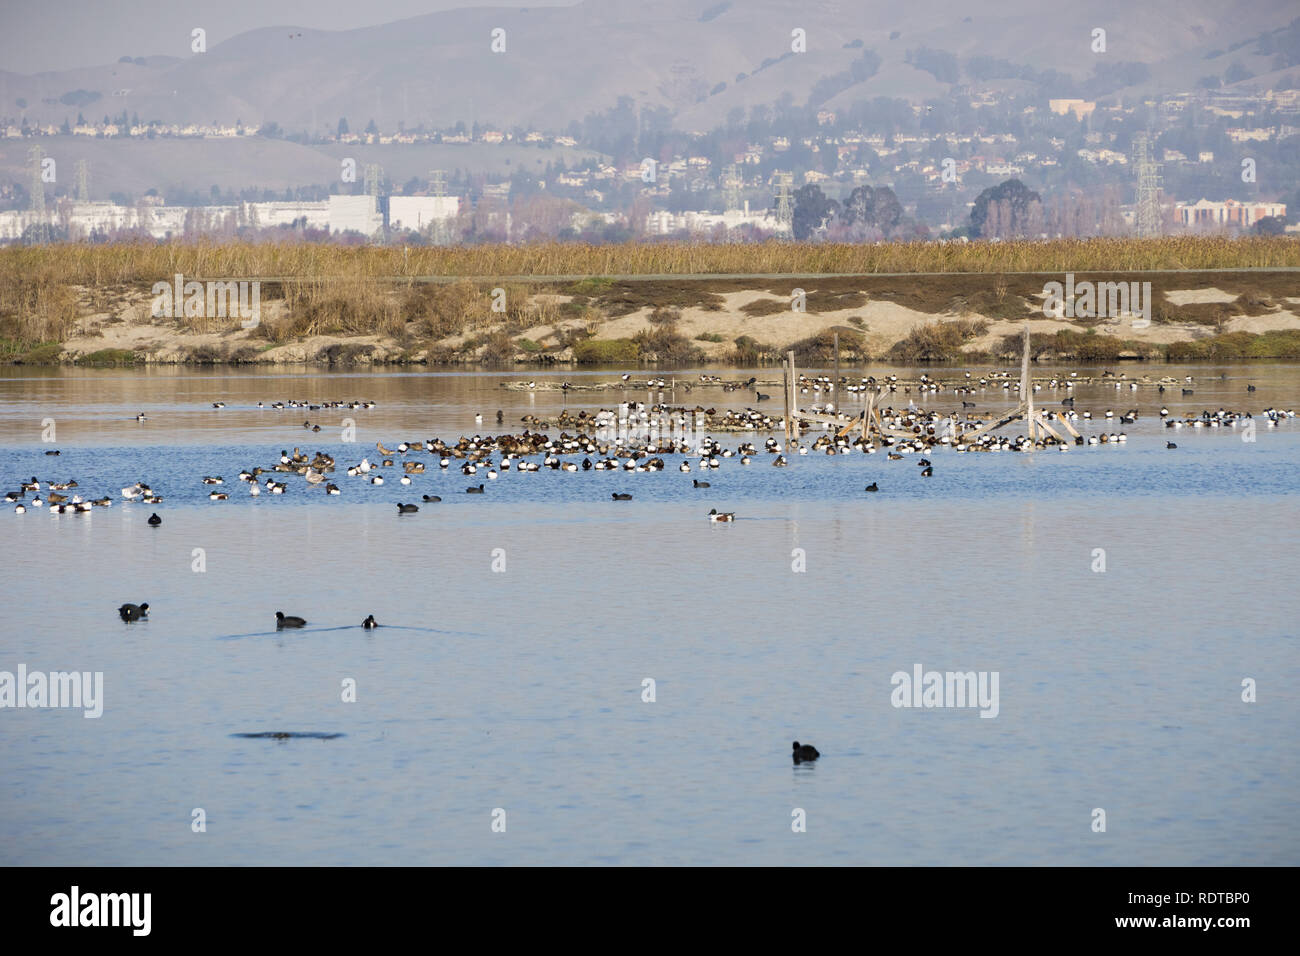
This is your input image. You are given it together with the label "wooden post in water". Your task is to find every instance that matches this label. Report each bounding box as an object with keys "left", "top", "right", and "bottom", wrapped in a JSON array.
[
  {"left": 782, "top": 361, "right": 792, "bottom": 448},
  {"left": 1021, "top": 323, "right": 1034, "bottom": 443},
  {"left": 832, "top": 332, "right": 840, "bottom": 412},
  {"left": 787, "top": 350, "right": 798, "bottom": 445}
]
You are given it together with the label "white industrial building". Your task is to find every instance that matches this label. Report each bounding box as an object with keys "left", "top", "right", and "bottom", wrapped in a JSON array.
[
  {"left": 328, "top": 195, "right": 383, "bottom": 236},
  {"left": 0, "top": 192, "right": 456, "bottom": 242},
  {"left": 388, "top": 195, "right": 459, "bottom": 232},
  {"left": 644, "top": 203, "right": 790, "bottom": 237},
  {"left": 248, "top": 200, "right": 329, "bottom": 229}
]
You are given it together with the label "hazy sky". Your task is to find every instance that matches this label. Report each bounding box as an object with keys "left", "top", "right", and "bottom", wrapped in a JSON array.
[{"left": 0, "top": 0, "right": 577, "bottom": 74}]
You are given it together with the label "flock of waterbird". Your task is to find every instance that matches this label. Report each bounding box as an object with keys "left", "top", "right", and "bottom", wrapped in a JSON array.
[
  {"left": 9, "top": 372, "right": 1296, "bottom": 520},
  {"left": 9, "top": 372, "right": 1295, "bottom": 520},
  {"left": 8, "top": 372, "right": 1295, "bottom": 701}
]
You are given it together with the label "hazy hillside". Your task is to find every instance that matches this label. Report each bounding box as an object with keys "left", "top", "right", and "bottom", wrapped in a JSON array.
[
  {"left": 0, "top": 137, "right": 601, "bottom": 200},
  {"left": 2, "top": 0, "right": 1296, "bottom": 135}
]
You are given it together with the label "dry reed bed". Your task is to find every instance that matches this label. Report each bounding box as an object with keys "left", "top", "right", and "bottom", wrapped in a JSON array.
[{"left": 1, "top": 237, "right": 1297, "bottom": 286}]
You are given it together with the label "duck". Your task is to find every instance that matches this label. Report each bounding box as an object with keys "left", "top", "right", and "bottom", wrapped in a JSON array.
[
  {"left": 422, "top": 494, "right": 442, "bottom": 502},
  {"left": 362, "top": 615, "right": 378, "bottom": 629},
  {"left": 118, "top": 602, "right": 149, "bottom": 623},
  {"left": 865, "top": 482, "right": 878, "bottom": 492},
  {"left": 275, "top": 611, "right": 307, "bottom": 628},
  {"left": 692, "top": 479, "right": 710, "bottom": 488},
  {"left": 208, "top": 492, "right": 228, "bottom": 500},
  {"left": 325, "top": 483, "right": 340, "bottom": 495},
  {"left": 792, "top": 741, "right": 820, "bottom": 763},
  {"left": 920, "top": 466, "right": 933, "bottom": 477},
  {"left": 147, "top": 513, "right": 161, "bottom": 526},
  {"left": 136, "top": 412, "right": 147, "bottom": 422},
  {"left": 1167, "top": 441, "right": 1177, "bottom": 449},
  {"left": 396, "top": 503, "right": 419, "bottom": 514},
  {"left": 708, "top": 508, "right": 735, "bottom": 522},
  {"left": 13, "top": 503, "right": 25, "bottom": 514},
  {"left": 466, "top": 484, "right": 485, "bottom": 493},
  {"left": 611, "top": 493, "right": 633, "bottom": 501}
]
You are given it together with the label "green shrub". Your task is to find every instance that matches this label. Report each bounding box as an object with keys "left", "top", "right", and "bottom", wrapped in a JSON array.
[
  {"left": 79, "top": 348, "right": 138, "bottom": 366},
  {"left": 573, "top": 338, "right": 640, "bottom": 364},
  {"left": 14, "top": 342, "right": 64, "bottom": 364}
]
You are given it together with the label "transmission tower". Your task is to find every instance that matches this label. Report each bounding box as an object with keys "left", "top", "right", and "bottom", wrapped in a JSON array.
[
  {"left": 1133, "top": 133, "right": 1163, "bottom": 237},
  {"left": 722, "top": 164, "right": 742, "bottom": 213},
  {"left": 774, "top": 171, "right": 794, "bottom": 226},
  {"left": 28, "top": 146, "right": 45, "bottom": 219},
  {"left": 75, "top": 159, "right": 89, "bottom": 201},
  {"left": 364, "top": 163, "right": 384, "bottom": 200},
  {"left": 428, "top": 168, "right": 451, "bottom": 245}
]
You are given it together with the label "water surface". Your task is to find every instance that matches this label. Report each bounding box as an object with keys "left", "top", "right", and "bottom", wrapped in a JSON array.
[{"left": 1, "top": 364, "right": 1297, "bottom": 865}]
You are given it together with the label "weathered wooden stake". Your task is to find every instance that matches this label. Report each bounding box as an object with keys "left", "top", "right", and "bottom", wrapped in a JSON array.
[
  {"left": 832, "top": 332, "right": 840, "bottom": 411},
  {"left": 787, "top": 350, "right": 798, "bottom": 443},
  {"left": 1021, "top": 323, "right": 1034, "bottom": 442},
  {"left": 782, "top": 361, "right": 791, "bottom": 447}
]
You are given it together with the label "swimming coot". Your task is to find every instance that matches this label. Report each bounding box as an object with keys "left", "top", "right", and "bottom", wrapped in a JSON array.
[
  {"left": 792, "top": 741, "right": 820, "bottom": 763},
  {"left": 118, "top": 602, "right": 149, "bottom": 623}
]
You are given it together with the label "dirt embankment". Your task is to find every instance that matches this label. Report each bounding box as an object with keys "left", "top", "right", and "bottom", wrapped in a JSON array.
[{"left": 18, "top": 271, "right": 1300, "bottom": 366}]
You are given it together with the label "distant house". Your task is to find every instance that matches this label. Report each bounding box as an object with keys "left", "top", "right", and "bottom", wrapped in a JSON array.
[{"left": 1049, "top": 99, "right": 1096, "bottom": 120}]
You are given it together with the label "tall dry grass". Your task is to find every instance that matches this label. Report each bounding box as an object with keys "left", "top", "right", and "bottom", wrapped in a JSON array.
[
  {"left": 0, "top": 259, "right": 79, "bottom": 344},
  {"left": 1, "top": 236, "right": 1295, "bottom": 288}
]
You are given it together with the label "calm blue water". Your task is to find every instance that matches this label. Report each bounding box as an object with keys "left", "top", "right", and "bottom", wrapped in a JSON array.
[{"left": 1, "top": 365, "right": 1297, "bottom": 865}]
